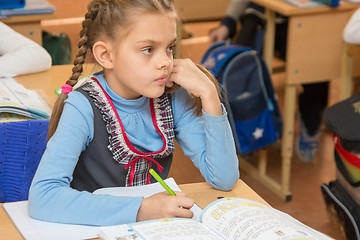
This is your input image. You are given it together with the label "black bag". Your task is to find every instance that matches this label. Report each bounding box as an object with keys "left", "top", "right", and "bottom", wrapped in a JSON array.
[
  {"left": 42, "top": 31, "right": 71, "bottom": 65},
  {"left": 321, "top": 180, "right": 360, "bottom": 240},
  {"left": 321, "top": 94, "right": 360, "bottom": 240}
]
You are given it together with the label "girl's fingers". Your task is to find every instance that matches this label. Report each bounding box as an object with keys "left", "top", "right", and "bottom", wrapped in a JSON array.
[
  {"left": 176, "top": 207, "right": 194, "bottom": 219},
  {"left": 166, "top": 79, "right": 174, "bottom": 88},
  {"left": 177, "top": 197, "right": 194, "bottom": 209}
]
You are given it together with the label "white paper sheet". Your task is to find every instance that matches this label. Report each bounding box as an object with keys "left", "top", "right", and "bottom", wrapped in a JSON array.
[
  {"left": 3, "top": 202, "right": 99, "bottom": 240},
  {"left": 93, "top": 178, "right": 202, "bottom": 221}
]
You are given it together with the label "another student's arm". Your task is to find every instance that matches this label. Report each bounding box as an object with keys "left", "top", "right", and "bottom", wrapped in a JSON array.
[
  {"left": 0, "top": 22, "right": 52, "bottom": 77},
  {"left": 172, "top": 88, "right": 239, "bottom": 191},
  {"left": 209, "top": 0, "right": 249, "bottom": 43},
  {"left": 343, "top": 9, "right": 360, "bottom": 45}
]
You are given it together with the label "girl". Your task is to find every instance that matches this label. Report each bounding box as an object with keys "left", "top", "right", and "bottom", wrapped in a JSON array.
[{"left": 29, "top": 0, "right": 239, "bottom": 226}]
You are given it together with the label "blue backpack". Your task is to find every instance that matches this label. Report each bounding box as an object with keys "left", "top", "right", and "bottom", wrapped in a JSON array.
[{"left": 201, "top": 41, "right": 282, "bottom": 155}]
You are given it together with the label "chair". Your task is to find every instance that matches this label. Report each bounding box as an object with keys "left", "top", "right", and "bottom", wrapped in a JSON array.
[
  {"left": 0, "top": 120, "right": 49, "bottom": 203},
  {"left": 340, "top": 42, "right": 360, "bottom": 100}
]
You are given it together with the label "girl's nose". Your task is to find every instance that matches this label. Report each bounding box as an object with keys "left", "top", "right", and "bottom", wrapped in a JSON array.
[{"left": 157, "top": 53, "right": 172, "bottom": 69}]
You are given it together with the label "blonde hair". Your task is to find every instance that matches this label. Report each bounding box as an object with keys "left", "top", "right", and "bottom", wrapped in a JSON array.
[{"left": 48, "top": 0, "right": 220, "bottom": 139}]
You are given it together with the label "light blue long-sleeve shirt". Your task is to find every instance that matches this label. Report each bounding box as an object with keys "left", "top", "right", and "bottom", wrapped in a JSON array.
[{"left": 28, "top": 72, "right": 239, "bottom": 226}]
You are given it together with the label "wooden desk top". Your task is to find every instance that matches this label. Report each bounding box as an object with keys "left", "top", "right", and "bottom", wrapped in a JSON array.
[
  {"left": 179, "top": 179, "right": 268, "bottom": 208},
  {"left": 0, "top": 13, "right": 55, "bottom": 24},
  {"left": 251, "top": 0, "right": 359, "bottom": 16},
  {"left": 14, "top": 64, "right": 100, "bottom": 106},
  {"left": 0, "top": 180, "right": 267, "bottom": 240}
]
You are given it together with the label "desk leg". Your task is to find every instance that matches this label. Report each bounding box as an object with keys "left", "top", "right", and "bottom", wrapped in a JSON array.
[
  {"left": 340, "top": 42, "right": 353, "bottom": 100},
  {"left": 264, "top": 8, "right": 293, "bottom": 200},
  {"left": 240, "top": 7, "right": 293, "bottom": 201},
  {"left": 281, "top": 84, "right": 296, "bottom": 201},
  {"left": 263, "top": 9, "right": 276, "bottom": 73}
]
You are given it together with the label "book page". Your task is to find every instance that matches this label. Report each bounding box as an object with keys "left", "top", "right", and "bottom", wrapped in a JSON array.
[
  {"left": 131, "top": 219, "right": 222, "bottom": 240},
  {"left": 0, "top": 78, "right": 51, "bottom": 119},
  {"left": 200, "top": 198, "right": 332, "bottom": 240},
  {"left": 99, "top": 219, "right": 223, "bottom": 240}
]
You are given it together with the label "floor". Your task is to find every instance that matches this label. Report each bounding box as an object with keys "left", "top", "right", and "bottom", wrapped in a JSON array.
[{"left": 172, "top": 21, "right": 349, "bottom": 240}]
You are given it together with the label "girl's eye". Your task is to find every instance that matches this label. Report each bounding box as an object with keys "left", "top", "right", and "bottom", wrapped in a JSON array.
[
  {"left": 167, "top": 45, "right": 175, "bottom": 53},
  {"left": 142, "top": 48, "right": 153, "bottom": 55}
]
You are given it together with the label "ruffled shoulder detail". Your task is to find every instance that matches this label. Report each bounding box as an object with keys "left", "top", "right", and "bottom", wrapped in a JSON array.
[{"left": 81, "top": 77, "right": 175, "bottom": 165}]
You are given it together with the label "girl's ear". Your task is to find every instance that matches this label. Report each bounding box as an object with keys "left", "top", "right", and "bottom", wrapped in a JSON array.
[{"left": 92, "top": 41, "right": 114, "bottom": 69}]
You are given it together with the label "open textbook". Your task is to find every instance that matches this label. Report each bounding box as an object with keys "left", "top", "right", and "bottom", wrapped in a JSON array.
[
  {"left": 0, "top": 77, "right": 51, "bottom": 122},
  {"left": 98, "top": 197, "right": 333, "bottom": 240}
]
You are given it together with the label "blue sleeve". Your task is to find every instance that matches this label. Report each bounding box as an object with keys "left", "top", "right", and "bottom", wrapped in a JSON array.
[
  {"left": 28, "top": 92, "right": 142, "bottom": 226},
  {"left": 172, "top": 89, "right": 239, "bottom": 191},
  {"left": 221, "top": 16, "right": 237, "bottom": 39}
]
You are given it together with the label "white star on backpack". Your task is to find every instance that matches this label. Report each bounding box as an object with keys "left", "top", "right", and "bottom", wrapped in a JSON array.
[{"left": 253, "top": 127, "right": 264, "bottom": 139}]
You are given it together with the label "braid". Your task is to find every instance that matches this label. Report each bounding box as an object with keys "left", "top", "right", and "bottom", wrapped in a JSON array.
[{"left": 68, "top": 4, "right": 101, "bottom": 85}]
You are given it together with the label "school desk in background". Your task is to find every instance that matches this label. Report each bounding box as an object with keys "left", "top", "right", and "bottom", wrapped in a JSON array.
[{"left": 0, "top": 0, "right": 54, "bottom": 17}]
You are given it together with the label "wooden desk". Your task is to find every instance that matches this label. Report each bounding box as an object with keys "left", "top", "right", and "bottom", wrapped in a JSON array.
[
  {"left": 14, "top": 64, "right": 99, "bottom": 105},
  {"left": 340, "top": 42, "right": 360, "bottom": 100},
  {"left": 244, "top": 0, "right": 360, "bottom": 201},
  {"left": 1, "top": 13, "right": 55, "bottom": 45},
  {"left": 0, "top": 180, "right": 267, "bottom": 239}
]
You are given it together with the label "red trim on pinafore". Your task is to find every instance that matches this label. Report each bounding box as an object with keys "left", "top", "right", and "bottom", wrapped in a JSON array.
[{"left": 82, "top": 77, "right": 175, "bottom": 186}]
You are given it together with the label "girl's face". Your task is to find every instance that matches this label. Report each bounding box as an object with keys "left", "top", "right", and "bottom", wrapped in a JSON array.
[{"left": 104, "top": 13, "right": 177, "bottom": 100}]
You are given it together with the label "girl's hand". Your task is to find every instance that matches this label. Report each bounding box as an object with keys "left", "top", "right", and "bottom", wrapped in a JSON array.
[
  {"left": 136, "top": 191, "right": 194, "bottom": 222},
  {"left": 167, "top": 59, "right": 222, "bottom": 116},
  {"left": 167, "top": 59, "right": 214, "bottom": 98}
]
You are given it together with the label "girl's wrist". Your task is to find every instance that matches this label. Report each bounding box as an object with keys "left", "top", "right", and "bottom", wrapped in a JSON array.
[
  {"left": 199, "top": 81, "right": 218, "bottom": 99},
  {"left": 200, "top": 89, "right": 222, "bottom": 116}
]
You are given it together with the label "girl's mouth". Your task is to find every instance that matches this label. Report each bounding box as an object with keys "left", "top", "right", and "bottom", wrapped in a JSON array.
[{"left": 156, "top": 75, "right": 168, "bottom": 84}]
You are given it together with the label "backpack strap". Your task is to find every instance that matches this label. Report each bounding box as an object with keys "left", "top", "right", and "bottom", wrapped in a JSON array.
[{"left": 201, "top": 42, "right": 252, "bottom": 78}]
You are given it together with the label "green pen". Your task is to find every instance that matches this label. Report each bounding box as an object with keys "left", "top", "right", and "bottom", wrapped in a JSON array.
[{"left": 149, "top": 168, "right": 176, "bottom": 196}]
